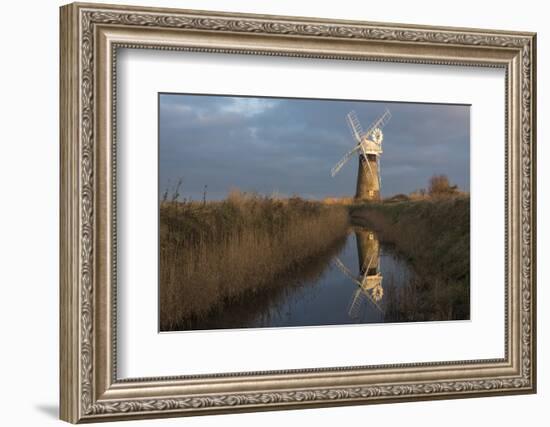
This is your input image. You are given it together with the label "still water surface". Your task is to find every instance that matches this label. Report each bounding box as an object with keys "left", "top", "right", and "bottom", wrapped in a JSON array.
[{"left": 190, "top": 227, "right": 419, "bottom": 330}]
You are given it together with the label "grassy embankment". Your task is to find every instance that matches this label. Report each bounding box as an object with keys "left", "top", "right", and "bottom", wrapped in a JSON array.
[
  {"left": 350, "top": 196, "right": 470, "bottom": 321},
  {"left": 160, "top": 191, "right": 349, "bottom": 331}
]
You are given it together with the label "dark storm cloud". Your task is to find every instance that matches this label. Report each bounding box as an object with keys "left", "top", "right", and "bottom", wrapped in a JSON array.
[{"left": 159, "top": 93, "right": 470, "bottom": 201}]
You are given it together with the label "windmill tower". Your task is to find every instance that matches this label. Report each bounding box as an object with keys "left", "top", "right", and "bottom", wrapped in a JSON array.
[{"left": 331, "top": 109, "right": 391, "bottom": 201}]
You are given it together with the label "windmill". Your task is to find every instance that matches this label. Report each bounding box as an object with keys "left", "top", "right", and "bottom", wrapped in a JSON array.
[{"left": 331, "top": 109, "right": 391, "bottom": 201}]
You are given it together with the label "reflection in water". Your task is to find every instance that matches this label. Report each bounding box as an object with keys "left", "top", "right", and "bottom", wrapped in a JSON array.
[
  {"left": 185, "top": 226, "right": 462, "bottom": 331},
  {"left": 334, "top": 229, "right": 384, "bottom": 321}
]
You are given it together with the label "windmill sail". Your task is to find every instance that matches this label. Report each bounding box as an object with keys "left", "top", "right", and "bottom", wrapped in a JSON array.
[
  {"left": 334, "top": 257, "right": 384, "bottom": 314},
  {"left": 348, "top": 288, "right": 367, "bottom": 320},
  {"left": 331, "top": 144, "right": 360, "bottom": 177},
  {"left": 364, "top": 108, "right": 392, "bottom": 139},
  {"left": 346, "top": 110, "right": 364, "bottom": 142},
  {"left": 333, "top": 257, "right": 361, "bottom": 286}
]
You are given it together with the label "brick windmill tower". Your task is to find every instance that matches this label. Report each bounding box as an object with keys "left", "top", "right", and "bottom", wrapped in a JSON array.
[{"left": 331, "top": 109, "right": 391, "bottom": 201}]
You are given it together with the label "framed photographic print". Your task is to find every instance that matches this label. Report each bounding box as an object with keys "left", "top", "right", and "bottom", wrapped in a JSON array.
[{"left": 60, "top": 2, "right": 537, "bottom": 423}]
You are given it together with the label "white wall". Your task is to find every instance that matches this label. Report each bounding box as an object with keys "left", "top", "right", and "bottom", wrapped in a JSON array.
[{"left": 0, "top": 0, "right": 545, "bottom": 426}]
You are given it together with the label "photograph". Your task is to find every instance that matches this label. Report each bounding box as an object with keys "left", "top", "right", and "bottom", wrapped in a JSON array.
[{"left": 158, "top": 93, "right": 471, "bottom": 332}]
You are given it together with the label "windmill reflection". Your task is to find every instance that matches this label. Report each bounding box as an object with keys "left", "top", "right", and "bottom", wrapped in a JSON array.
[{"left": 334, "top": 228, "right": 384, "bottom": 320}]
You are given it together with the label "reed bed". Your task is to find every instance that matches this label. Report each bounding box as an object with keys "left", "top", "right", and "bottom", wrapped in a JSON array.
[{"left": 160, "top": 191, "right": 349, "bottom": 331}]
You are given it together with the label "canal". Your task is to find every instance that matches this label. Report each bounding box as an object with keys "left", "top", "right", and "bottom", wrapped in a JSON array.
[{"left": 187, "top": 226, "right": 428, "bottom": 330}]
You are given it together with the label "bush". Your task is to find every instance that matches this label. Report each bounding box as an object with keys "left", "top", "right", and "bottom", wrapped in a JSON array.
[{"left": 428, "top": 174, "right": 459, "bottom": 197}]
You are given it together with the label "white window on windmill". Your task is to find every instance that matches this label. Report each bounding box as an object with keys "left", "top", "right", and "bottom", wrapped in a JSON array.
[{"left": 368, "top": 190, "right": 374, "bottom": 197}]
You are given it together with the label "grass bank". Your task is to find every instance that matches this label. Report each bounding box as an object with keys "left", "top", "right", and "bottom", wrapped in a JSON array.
[
  {"left": 350, "top": 196, "right": 470, "bottom": 321},
  {"left": 160, "top": 192, "right": 349, "bottom": 331}
]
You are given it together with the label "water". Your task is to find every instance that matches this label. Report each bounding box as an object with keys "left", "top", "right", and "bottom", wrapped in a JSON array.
[{"left": 189, "top": 227, "right": 425, "bottom": 330}]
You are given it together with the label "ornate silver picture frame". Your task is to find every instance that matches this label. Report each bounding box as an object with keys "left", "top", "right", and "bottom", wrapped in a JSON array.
[{"left": 60, "top": 2, "right": 536, "bottom": 423}]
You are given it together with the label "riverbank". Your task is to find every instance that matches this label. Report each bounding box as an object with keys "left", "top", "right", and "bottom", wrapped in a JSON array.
[
  {"left": 160, "top": 192, "right": 349, "bottom": 331},
  {"left": 350, "top": 196, "right": 470, "bottom": 321}
]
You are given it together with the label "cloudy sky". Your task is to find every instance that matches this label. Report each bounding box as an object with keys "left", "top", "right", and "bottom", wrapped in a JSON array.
[{"left": 159, "top": 93, "right": 470, "bottom": 201}]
